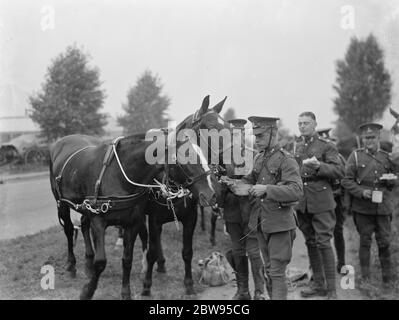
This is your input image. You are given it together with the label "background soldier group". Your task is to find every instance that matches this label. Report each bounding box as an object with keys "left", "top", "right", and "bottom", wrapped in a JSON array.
[{"left": 220, "top": 112, "right": 397, "bottom": 300}]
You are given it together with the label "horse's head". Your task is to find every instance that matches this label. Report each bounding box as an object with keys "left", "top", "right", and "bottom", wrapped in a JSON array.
[
  {"left": 176, "top": 95, "right": 231, "bottom": 165},
  {"left": 167, "top": 133, "right": 219, "bottom": 207}
]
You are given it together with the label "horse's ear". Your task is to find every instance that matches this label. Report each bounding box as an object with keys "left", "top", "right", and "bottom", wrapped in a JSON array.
[
  {"left": 390, "top": 107, "right": 399, "bottom": 119},
  {"left": 197, "top": 95, "right": 210, "bottom": 117},
  {"left": 211, "top": 96, "right": 227, "bottom": 114}
]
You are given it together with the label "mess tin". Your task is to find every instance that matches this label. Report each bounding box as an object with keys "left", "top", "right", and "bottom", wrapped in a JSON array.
[{"left": 371, "top": 190, "right": 383, "bottom": 203}]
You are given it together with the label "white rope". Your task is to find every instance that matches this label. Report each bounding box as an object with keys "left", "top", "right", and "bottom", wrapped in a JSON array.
[{"left": 112, "top": 136, "right": 162, "bottom": 188}]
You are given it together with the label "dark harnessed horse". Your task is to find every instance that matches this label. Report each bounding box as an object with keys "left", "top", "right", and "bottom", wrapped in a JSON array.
[
  {"left": 176, "top": 95, "right": 232, "bottom": 245},
  {"left": 139, "top": 96, "right": 231, "bottom": 296},
  {"left": 49, "top": 131, "right": 216, "bottom": 300}
]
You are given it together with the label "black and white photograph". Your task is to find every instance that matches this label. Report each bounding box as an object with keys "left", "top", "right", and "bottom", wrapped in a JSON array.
[{"left": 0, "top": 0, "right": 399, "bottom": 304}]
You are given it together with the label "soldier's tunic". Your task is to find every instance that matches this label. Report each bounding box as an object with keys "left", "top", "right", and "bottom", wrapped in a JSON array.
[
  {"left": 242, "top": 144, "right": 303, "bottom": 300},
  {"left": 341, "top": 148, "right": 397, "bottom": 280},
  {"left": 294, "top": 133, "right": 345, "bottom": 247}
]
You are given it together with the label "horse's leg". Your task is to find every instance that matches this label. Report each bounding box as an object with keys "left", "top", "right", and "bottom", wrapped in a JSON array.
[
  {"left": 139, "top": 222, "right": 149, "bottom": 273},
  {"left": 182, "top": 212, "right": 197, "bottom": 295},
  {"left": 210, "top": 210, "right": 218, "bottom": 246},
  {"left": 59, "top": 203, "right": 76, "bottom": 277},
  {"left": 115, "top": 226, "right": 123, "bottom": 246},
  {"left": 121, "top": 223, "right": 139, "bottom": 300},
  {"left": 200, "top": 205, "right": 206, "bottom": 231},
  {"left": 81, "top": 215, "right": 94, "bottom": 278},
  {"left": 156, "top": 225, "right": 166, "bottom": 273},
  {"left": 80, "top": 216, "right": 107, "bottom": 300},
  {"left": 142, "top": 216, "right": 161, "bottom": 296}
]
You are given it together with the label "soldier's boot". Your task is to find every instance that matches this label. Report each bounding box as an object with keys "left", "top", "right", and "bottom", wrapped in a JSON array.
[
  {"left": 320, "top": 247, "right": 337, "bottom": 299},
  {"left": 232, "top": 256, "right": 251, "bottom": 300},
  {"left": 301, "top": 246, "right": 327, "bottom": 298},
  {"left": 334, "top": 233, "right": 346, "bottom": 274},
  {"left": 249, "top": 256, "right": 265, "bottom": 300},
  {"left": 271, "top": 276, "right": 288, "bottom": 300},
  {"left": 379, "top": 246, "right": 393, "bottom": 286},
  {"left": 261, "top": 266, "right": 273, "bottom": 300},
  {"left": 359, "top": 245, "right": 371, "bottom": 281}
]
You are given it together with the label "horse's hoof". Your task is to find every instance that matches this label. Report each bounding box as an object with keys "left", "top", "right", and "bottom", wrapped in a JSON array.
[
  {"left": 80, "top": 285, "right": 93, "bottom": 300},
  {"left": 122, "top": 293, "right": 132, "bottom": 300},
  {"left": 157, "top": 265, "right": 166, "bottom": 273},
  {"left": 67, "top": 269, "right": 77, "bottom": 279},
  {"left": 186, "top": 287, "right": 196, "bottom": 296},
  {"left": 141, "top": 288, "right": 151, "bottom": 296}
]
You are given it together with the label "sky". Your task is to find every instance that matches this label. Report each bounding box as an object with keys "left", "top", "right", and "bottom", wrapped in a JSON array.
[{"left": 1, "top": 0, "right": 399, "bottom": 135}]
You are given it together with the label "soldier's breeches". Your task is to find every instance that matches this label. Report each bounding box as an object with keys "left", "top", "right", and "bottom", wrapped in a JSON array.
[
  {"left": 353, "top": 213, "right": 392, "bottom": 279},
  {"left": 297, "top": 210, "right": 336, "bottom": 249},
  {"left": 261, "top": 230, "right": 295, "bottom": 300}
]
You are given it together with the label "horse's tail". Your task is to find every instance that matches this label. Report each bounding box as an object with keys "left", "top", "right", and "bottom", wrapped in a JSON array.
[{"left": 49, "top": 156, "right": 65, "bottom": 228}]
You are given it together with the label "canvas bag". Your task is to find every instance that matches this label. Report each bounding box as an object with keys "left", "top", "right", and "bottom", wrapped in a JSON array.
[{"left": 198, "top": 252, "right": 232, "bottom": 286}]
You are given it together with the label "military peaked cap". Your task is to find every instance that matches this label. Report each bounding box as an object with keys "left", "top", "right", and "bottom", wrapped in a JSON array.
[
  {"left": 358, "top": 122, "right": 383, "bottom": 137},
  {"left": 228, "top": 119, "right": 247, "bottom": 129},
  {"left": 248, "top": 116, "right": 280, "bottom": 135}
]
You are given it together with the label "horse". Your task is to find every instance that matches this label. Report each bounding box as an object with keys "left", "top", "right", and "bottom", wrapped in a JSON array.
[
  {"left": 137, "top": 96, "right": 231, "bottom": 296},
  {"left": 176, "top": 95, "right": 231, "bottom": 245},
  {"left": 49, "top": 130, "right": 217, "bottom": 300}
]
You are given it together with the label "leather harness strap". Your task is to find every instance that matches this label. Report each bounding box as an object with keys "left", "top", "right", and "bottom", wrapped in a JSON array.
[{"left": 56, "top": 138, "right": 147, "bottom": 214}]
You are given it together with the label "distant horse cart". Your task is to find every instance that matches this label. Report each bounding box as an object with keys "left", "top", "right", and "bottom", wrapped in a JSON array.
[{"left": 0, "top": 133, "right": 49, "bottom": 165}]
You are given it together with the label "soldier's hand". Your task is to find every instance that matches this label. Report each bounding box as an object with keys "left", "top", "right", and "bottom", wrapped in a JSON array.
[
  {"left": 362, "top": 190, "right": 372, "bottom": 199},
  {"left": 220, "top": 176, "right": 235, "bottom": 186},
  {"left": 249, "top": 184, "right": 268, "bottom": 197}
]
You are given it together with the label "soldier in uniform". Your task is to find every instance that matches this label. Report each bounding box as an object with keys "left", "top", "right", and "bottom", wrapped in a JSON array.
[
  {"left": 341, "top": 123, "right": 397, "bottom": 286},
  {"left": 294, "top": 112, "right": 344, "bottom": 299},
  {"left": 317, "top": 128, "right": 347, "bottom": 274},
  {"left": 227, "top": 116, "right": 303, "bottom": 300},
  {"left": 220, "top": 119, "right": 266, "bottom": 300}
]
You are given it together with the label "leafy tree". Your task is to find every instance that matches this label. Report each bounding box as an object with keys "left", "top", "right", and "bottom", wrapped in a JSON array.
[
  {"left": 29, "top": 44, "right": 107, "bottom": 142},
  {"left": 118, "top": 70, "right": 170, "bottom": 134},
  {"left": 333, "top": 34, "right": 392, "bottom": 132},
  {"left": 223, "top": 108, "right": 236, "bottom": 122}
]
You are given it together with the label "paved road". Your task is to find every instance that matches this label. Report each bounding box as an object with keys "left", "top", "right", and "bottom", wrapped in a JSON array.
[{"left": 0, "top": 176, "right": 59, "bottom": 240}]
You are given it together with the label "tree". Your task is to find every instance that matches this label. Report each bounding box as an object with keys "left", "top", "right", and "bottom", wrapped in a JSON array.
[
  {"left": 223, "top": 108, "right": 236, "bottom": 122},
  {"left": 29, "top": 45, "right": 107, "bottom": 142},
  {"left": 118, "top": 70, "right": 170, "bottom": 135},
  {"left": 333, "top": 34, "right": 392, "bottom": 132}
]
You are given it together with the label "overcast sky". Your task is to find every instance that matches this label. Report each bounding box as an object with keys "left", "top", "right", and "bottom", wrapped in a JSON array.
[{"left": 1, "top": 0, "right": 399, "bottom": 134}]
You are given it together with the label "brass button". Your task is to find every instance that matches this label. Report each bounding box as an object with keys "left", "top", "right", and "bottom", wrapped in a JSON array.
[
  {"left": 261, "top": 199, "right": 264, "bottom": 202},
  {"left": 304, "top": 182, "right": 308, "bottom": 186}
]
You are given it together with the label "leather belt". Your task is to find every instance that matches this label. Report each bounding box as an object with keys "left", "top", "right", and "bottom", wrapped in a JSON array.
[{"left": 302, "top": 176, "right": 324, "bottom": 182}]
